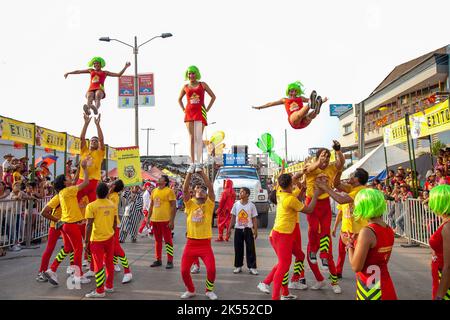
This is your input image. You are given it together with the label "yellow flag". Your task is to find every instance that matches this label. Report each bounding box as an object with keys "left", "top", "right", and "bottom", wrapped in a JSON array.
[
  {"left": 116, "top": 147, "right": 142, "bottom": 187},
  {"left": 0, "top": 116, "right": 34, "bottom": 145}
]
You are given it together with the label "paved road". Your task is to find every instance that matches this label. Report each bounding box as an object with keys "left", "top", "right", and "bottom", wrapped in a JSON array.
[{"left": 0, "top": 209, "right": 433, "bottom": 300}]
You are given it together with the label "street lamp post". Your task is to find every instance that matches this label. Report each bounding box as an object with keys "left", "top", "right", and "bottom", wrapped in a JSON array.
[
  {"left": 141, "top": 128, "right": 155, "bottom": 156},
  {"left": 99, "top": 33, "right": 173, "bottom": 147},
  {"left": 170, "top": 142, "right": 179, "bottom": 156}
]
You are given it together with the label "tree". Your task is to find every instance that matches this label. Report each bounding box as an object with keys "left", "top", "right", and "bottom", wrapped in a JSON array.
[{"left": 431, "top": 140, "right": 447, "bottom": 156}]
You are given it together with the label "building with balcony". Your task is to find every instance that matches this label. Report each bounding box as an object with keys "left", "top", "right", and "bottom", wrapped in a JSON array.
[{"left": 339, "top": 45, "right": 450, "bottom": 158}]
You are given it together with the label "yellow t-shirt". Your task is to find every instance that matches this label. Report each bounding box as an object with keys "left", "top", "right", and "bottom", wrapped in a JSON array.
[
  {"left": 13, "top": 172, "right": 22, "bottom": 183},
  {"left": 59, "top": 186, "right": 84, "bottom": 223},
  {"left": 306, "top": 163, "right": 338, "bottom": 199},
  {"left": 85, "top": 198, "right": 118, "bottom": 242},
  {"left": 108, "top": 192, "right": 121, "bottom": 225},
  {"left": 341, "top": 185, "right": 368, "bottom": 234},
  {"left": 184, "top": 197, "right": 214, "bottom": 239},
  {"left": 151, "top": 187, "right": 176, "bottom": 222},
  {"left": 80, "top": 145, "right": 105, "bottom": 181},
  {"left": 46, "top": 195, "right": 62, "bottom": 228},
  {"left": 78, "top": 196, "right": 89, "bottom": 219},
  {"left": 273, "top": 193, "right": 304, "bottom": 234},
  {"left": 276, "top": 187, "right": 302, "bottom": 224}
]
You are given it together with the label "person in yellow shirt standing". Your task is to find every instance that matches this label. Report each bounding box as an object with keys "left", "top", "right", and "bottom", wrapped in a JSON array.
[
  {"left": 179, "top": 165, "right": 218, "bottom": 300},
  {"left": 44, "top": 159, "right": 90, "bottom": 286},
  {"left": 259, "top": 173, "right": 320, "bottom": 300},
  {"left": 320, "top": 168, "right": 369, "bottom": 278},
  {"left": 84, "top": 182, "right": 118, "bottom": 298},
  {"left": 149, "top": 175, "right": 177, "bottom": 269},
  {"left": 77, "top": 113, "right": 105, "bottom": 203},
  {"left": 303, "top": 140, "right": 345, "bottom": 293}
]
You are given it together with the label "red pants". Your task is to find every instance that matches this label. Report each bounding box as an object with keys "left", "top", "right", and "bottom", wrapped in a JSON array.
[
  {"left": 267, "top": 230, "right": 294, "bottom": 300},
  {"left": 263, "top": 235, "right": 289, "bottom": 297},
  {"left": 217, "top": 210, "right": 231, "bottom": 239},
  {"left": 152, "top": 221, "right": 173, "bottom": 262},
  {"left": 91, "top": 236, "right": 115, "bottom": 293},
  {"left": 336, "top": 233, "right": 346, "bottom": 275},
  {"left": 52, "top": 223, "right": 84, "bottom": 276},
  {"left": 181, "top": 239, "right": 216, "bottom": 293},
  {"left": 49, "top": 227, "right": 74, "bottom": 271},
  {"left": 113, "top": 227, "right": 130, "bottom": 274},
  {"left": 291, "top": 223, "right": 306, "bottom": 282},
  {"left": 138, "top": 210, "right": 149, "bottom": 234},
  {"left": 40, "top": 227, "right": 66, "bottom": 272},
  {"left": 76, "top": 179, "right": 98, "bottom": 203},
  {"left": 306, "top": 197, "right": 338, "bottom": 283}
]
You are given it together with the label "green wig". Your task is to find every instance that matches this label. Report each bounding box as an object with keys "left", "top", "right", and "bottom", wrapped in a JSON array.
[
  {"left": 286, "top": 81, "right": 304, "bottom": 97},
  {"left": 185, "top": 65, "right": 201, "bottom": 81},
  {"left": 429, "top": 184, "right": 450, "bottom": 216},
  {"left": 353, "top": 188, "right": 387, "bottom": 221},
  {"left": 88, "top": 57, "right": 106, "bottom": 68}
]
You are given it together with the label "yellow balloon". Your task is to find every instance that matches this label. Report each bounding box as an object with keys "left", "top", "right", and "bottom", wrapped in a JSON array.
[
  {"left": 209, "top": 131, "right": 225, "bottom": 145},
  {"left": 215, "top": 143, "right": 225, "bottom": 155}
]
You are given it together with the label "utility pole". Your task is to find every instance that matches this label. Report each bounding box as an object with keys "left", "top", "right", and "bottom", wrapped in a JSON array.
[
  {"left": 358, "top": 102, "right": 366, "bottom": 158},
  {"left": 170, "top": 142, "right": 179, "bottom": 156},
  {"left": 284, "top": 129, "right": 288, "bottom": 162},
  {"left": 141, "top": 128, "right": 155, "bottom": 156}
]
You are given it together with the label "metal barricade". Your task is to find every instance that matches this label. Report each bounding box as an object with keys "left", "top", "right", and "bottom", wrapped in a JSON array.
[
  {"left": 0, "top": 200, "right": 27, "bottom": 249},
  {"left": 29, "top": 197, "right": 52, "bottom": 243}
]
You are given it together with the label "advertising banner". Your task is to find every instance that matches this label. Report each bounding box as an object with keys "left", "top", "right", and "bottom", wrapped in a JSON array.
[
  {"left": 116, "top": 146, "right": 142, "bottom": 186},
  {"left": 0, "top": 116, "right": 34, "bottom": 145},
  {"left": 138, "top": 73, "right": 155, "bottom": 107},
  {"left": 36, "top": 127, "right": 66, "bottom": 152},
  {"left": 118, "top": 76, "right": 135, "bottom": 109}
]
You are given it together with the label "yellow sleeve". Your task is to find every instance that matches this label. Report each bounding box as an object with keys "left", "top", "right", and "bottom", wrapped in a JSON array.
[
  {"left": 68, "top": 186, "right": 79, "bottom": 197},
  {"left": 292, "top": 188, "right": 301, "bottom": 198},
  {"left": 47, "top": 195, "right": 60, "bottom": 209},
  {"left": 85, "top": 203, "right": 95, "bottom": 219},
  {"left": 168, "top": 189, "right": 176, "bottom": 201},
  {"left": 286, "top": 196, "right": 304, "bottom": 212}
]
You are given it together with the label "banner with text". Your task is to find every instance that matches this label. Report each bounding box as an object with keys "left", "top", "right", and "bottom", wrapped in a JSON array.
[
  {"left": 118, "top": 76, "right": 135, "bottom": 109},
  {"left": 116, "top": 146, "right": 142, "bottom": 186},
  {"left": 0, "top": 116, "right": 35, "bottom": 145},
  {"left": 383, "top": 99, "right": 450, "bottom": 146},
  {"left": 67, "top": 135, "right": 82, "bottom": 155},
  {"left": 36, "top": 127, "right": 66, "bottom": 152},
  {"left": 138, "top": 73, "right": 155, "bottom": 107}
]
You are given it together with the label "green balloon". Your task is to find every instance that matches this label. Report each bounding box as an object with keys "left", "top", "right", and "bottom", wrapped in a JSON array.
[{"left": 256, "top": 133, "right": 274, "bottom": 153}]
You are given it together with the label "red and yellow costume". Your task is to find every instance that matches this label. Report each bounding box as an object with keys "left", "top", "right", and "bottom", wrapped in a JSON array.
[
  {"left": 216, "top": 180, "right": 235, "bottom": 240},
  {"left": 284, "top": 97, "right": 308, "bottom": 129},
  {"left": 184, "top": 83, "right": 207, "bottom": 126},
  {"left": 429, "top": 220, "right": 450, "bottom": 300},
  {"left": 355, "top": 223, "right": 397, "bottom": 300},
  {"left": 88, "top": 70, "right": 107, "bottom": 97}
]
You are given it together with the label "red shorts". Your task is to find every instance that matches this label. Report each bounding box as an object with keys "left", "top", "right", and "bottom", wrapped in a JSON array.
[
  {"left": 86, "top": 89, "right": 106, "bottom": 99},
  {"left": 184, "top": 105, "right": 207, "bottom": 126},
  {"left": 76, "top": 179, "right": 99, "bottom": 203},
  {"left": 288, "top": 117, "right": 308, "bottom": 129}
]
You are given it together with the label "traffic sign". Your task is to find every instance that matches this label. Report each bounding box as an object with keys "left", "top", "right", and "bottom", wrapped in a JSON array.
[{"left": 329, "top": 104, "right": 353, "bottom": 117}]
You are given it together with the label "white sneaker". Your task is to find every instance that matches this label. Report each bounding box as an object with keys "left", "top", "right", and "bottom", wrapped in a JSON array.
[
  {"left": 205, "top": 291, "right": 218, "bottom": 300},
  {"left": 311, "top": 280, "right": 326, "bottom": 290},
  {"left": 288, "top": 281, "right": 308, "bottom": 290},
  {"left": 331, "top": 284, "right": 342, "bottom": 294},
  {"left": 195, "top": 163, "right": 204, "bottom": 173},
  {"left": 82, "top": 260, "right": 88, "bottom": 267},
  {"left": 44, "top": 269, "right": 59, "bottom": 286},
  {"left": 84, "top": 270, "right": 95, "bottom": 278},
  {"left": 114, "top": 264, "right": 121, "bottom": 272},
  {"left": 257, "top": 282, "right": 270, "bottom": 294},
  {"left": 249, "top": 268, "right": 259, "bottom": 275},
  {"left": 180, "top": 291, "right": 196, "bottom": 299},
  {"left": 190, "top": 264, "right": 200, "bottom": 274},
  {"left": 85, "top": 290, "right": 105, "bottom": 298},
  {"left": 233, "top": 267, "right": 242, "bottom": 274},
  {"left": 122, "top": 273, "right": 133, "bottom": 284},
  {"left": 105, "top": 287, "right": 114, "bottom": 293},
  {"left": 66, "top": 266, "right": 75, "bottom": 275},
  {"left": 281, "top": 294, "right": 297, "bottom": 300}
]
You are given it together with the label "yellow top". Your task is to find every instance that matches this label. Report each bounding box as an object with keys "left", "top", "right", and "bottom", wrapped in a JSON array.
[
  {"left": 306, "top": 163, "right": 338, "bottom": 199},
  {"left": 341, "top": 185, "right": 368, "bottom": 234},
  {"left": 273, "top": 192, "right": 304, "bottom": 234},
  {"left": 108, "top": 192, "right": 121, "bottom": 225},
  {"left": 85, "top": 198, "right": 118, "bottom": 242},
  {"left": 80, "top": 145, "right": 105, "bottom": 181},
  {"left": 150, "top": 187, "right": 176, "bottom": 222},
  {"left": 78, "top": 196, "right": 89, "bottom": 219},
  {"left": 184, "top": 198, "right": 214, "bottom": 239},
  {"left": 46, "top": 195, "right": 62, "bottom": 228},
  {"left": 59, "top": 186, "right": 84, "bottom": 223}
]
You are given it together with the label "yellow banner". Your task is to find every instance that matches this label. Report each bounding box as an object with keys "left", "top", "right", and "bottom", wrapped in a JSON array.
[
  {"left": 67, "top": 135, "right": 82, "bottom": 155},
  {"left": 105, "top": 146, "right": 118, "bottom": 161},
  {"left": 116, "top": 147, "right": 142, "bottom": 187},
  {"left": 384, "top": 99, "right": 450, "bottom": 146},
  {"left": 36, "top": 127, "right": 66, "bottom": 152},
  {"left": 0, "top": 116, "right": 35, "bottom": 145}
]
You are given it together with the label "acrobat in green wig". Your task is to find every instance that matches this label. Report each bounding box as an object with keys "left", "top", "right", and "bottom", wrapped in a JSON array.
[
  {"left": 286, "top": 81, "right": 304, "bottom": 97},
  {"left": 88, "top": 57, "right": 106, "bottom": 68},
  {"left": 429, "top": 184, "right": 450, "bottom": 216},
  {"left": 185, "top": 65, "right": 201, "bottom": 81},
  {"left": 353, "top": 188, "right": 387, "bottom": 221}
]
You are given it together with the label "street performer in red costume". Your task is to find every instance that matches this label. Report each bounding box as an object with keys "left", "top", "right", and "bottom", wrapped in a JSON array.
[
  {"left": 252, "top": 81, "right": 328, "bottom": 129},
  {"left": 216, "top": 179, "right": 235, "bottom": 242},
  {"left": 64, "top": 57, "right": 130, "bottom": 115},
  {"left": 178, "top": 66, "right": 216, "bottom": 172}
]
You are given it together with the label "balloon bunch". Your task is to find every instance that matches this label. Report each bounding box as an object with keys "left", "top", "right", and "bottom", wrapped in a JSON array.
[{"left": 256, "top": 133, "right": 286, "bottom": 167}]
